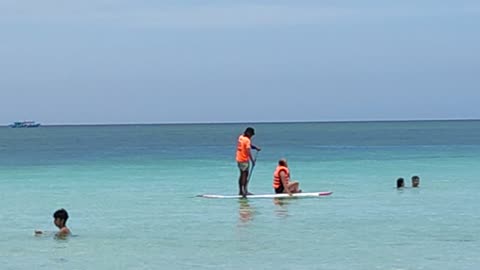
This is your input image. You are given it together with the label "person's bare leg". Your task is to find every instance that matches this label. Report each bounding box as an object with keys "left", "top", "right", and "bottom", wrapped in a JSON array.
[
  {"left": 240, "top": 171, "right": 249, "bottom": 197},
  {"left": 238, "top": 171, "right": 243, "bottom": 195},
  {"left": 288, "top": 182, "right": 300, "bottom": 193}
]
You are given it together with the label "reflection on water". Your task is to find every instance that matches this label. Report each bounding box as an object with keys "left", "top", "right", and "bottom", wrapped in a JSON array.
[
  {"left": 273, "top": 198, "right": 291, "bottom": 218},
  {"left": 238, "top": 199, "right": 255, "bottom": 225}
]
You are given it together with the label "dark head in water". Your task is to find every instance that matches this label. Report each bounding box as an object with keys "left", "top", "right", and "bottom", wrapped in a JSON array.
[
  {"left": 396, "top": 178, "right": 405, "bottom": 188},
  {"left": 412, "top": 175, "right": 420, "bottom": 188},
  {"left": 53, "top": 209, "right": 69, "bottom": 228}
]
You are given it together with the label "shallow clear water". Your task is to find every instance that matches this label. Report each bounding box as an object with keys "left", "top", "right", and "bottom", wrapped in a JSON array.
[{"left": 1, "top": 121, "right": 479, "bottom": 269}]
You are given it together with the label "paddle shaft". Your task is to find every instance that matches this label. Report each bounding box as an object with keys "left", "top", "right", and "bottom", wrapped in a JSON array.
[{"left": 247, "top": 150, "right": 259, "bottom": 182}]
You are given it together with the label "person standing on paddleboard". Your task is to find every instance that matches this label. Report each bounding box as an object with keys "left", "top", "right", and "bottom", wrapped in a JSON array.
[{"left": 236, "top": 127, "right": 261, "bottom": 198}]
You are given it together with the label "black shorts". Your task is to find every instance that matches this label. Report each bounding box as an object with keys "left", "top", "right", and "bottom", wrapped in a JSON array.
[{"left": 274, "top": 186, "right": 284, "bottom": 194}]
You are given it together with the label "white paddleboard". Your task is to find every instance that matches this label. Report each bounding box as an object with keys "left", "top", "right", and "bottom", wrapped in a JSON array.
[{"left": 198, "top": 191, "right": 332, "bottom": 199}]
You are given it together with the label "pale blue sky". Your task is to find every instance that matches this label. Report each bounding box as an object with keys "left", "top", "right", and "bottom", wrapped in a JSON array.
[{"left": 1, "top": 1, "right": 479, "bottom": 124}]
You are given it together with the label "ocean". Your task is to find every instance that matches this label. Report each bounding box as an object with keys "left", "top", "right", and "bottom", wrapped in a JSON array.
[{"left": 0, "top": 121, "right": 479, "bottom": 269}]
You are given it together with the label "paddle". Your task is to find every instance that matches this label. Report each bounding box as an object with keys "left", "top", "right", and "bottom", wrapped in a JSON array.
[{"left": 247, "top": 149, "right": 259, "bottom": 183}]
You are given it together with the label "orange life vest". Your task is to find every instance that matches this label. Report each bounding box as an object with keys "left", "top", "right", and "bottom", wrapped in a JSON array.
[
  {"left": 273, "top": 165, "right": 290, "bottom": 189},
  {"left": 236, "top": 135, "right": 251, "bottom": 162}
]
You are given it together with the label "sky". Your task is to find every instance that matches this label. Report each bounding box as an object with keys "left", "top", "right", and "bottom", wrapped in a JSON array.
[{"left": 1, "top": 0, "right": 479, "bottom": 124}]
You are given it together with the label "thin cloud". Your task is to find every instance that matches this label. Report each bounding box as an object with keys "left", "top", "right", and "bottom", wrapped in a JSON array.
[
  {"left": 93, "top": 6, "right": 359, "bottom": 28},
  {"left": 0, "top": 2, "right": 479, "bottom": 28},
  {"left": 0, "top": 3, "right": 358, "bottom": 28}
]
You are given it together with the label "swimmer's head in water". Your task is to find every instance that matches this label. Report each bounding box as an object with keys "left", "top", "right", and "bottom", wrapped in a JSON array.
[
  {"left": 412, "top": 175, "right": 420, "bottom": 187},
  {"left": 396, "top": 178, "right": 405, "bottom": 188},
  {"left": 53, "top": 209, "right": 69, "bottom": 228}
]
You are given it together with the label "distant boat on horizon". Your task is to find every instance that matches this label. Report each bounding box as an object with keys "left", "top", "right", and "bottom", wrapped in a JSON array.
[{"left": 9, "top": 121, "right": 41, "bottom": 128}]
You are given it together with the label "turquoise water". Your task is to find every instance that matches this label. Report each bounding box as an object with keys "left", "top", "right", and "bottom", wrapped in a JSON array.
[{"left": 1, "top": 121, "right": 479, "bottom": 269}]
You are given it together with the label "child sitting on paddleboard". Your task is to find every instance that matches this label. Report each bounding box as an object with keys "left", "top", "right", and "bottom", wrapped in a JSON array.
[{"left": 273, "top": 159, "right": 301, "bottom": 195}]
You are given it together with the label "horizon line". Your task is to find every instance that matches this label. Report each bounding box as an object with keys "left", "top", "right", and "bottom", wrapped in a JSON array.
[{"left": 2, "top": 118, "right": 479, "bottom": 127}]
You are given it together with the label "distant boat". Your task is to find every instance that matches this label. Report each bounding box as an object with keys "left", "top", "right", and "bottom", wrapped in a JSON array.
[{"left": 9, "top": 121, "right": 41, "bottom": 128}]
